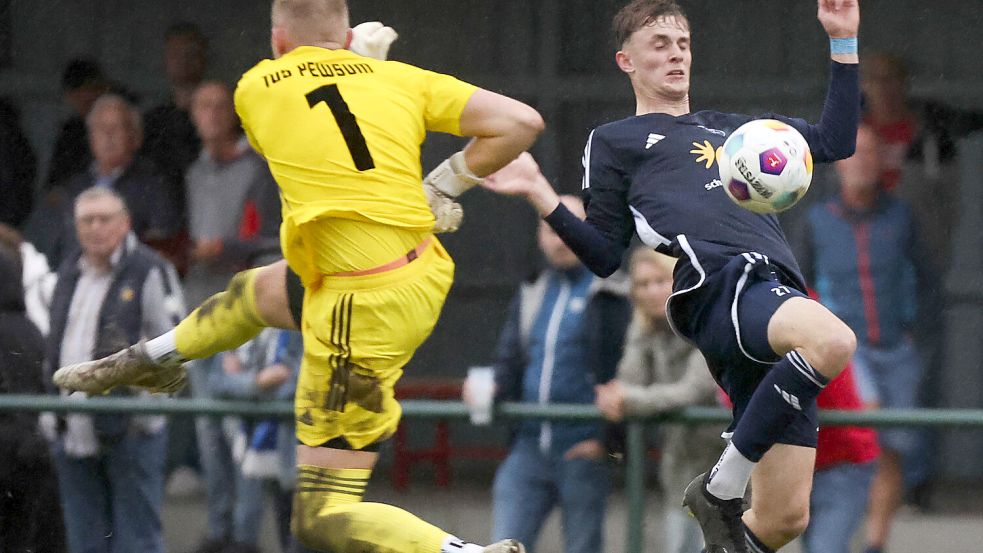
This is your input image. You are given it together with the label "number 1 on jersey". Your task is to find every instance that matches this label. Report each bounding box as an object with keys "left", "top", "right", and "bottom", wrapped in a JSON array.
[{"left": 305, "top": 84, "right": 375, "bottom": 171}]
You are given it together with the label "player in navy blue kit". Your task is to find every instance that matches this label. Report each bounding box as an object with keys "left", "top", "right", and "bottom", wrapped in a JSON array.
[{"left": 483, "top": 1, "right": 861, "bottom": 552}]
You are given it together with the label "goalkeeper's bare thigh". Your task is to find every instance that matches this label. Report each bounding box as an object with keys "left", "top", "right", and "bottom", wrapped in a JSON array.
[{"left": 251, "top": 259, "right": 301, "bottom": 330}]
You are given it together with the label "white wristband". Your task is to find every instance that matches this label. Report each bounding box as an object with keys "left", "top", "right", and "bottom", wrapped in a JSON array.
[{"left": 427, "top": 151, "right": 482, "bottom": 198}]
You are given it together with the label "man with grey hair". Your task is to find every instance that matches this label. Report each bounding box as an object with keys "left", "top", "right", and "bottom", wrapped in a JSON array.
[
  {"left": 46, "top": 186, "right": 185, "bottom": 553},
  {"left": 51, "top": 94, "right": 185, "bottom": 269}
]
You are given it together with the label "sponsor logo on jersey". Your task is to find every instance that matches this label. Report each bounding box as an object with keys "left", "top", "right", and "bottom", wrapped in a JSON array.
[
  {"left": 704, "top": 179, "right": 723, "bottom": 190},
  {"left": 690, "top": 140, "right": 723, "bottom": 170},
  {"left": 645, "top": 133, "right": 665, "bottom": 149}
]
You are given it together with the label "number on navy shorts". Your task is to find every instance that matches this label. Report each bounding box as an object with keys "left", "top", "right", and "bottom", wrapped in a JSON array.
[
  {"left": 305, "top": 84, "right": 375, "bottom": 171},
  {"left": 771, "top": 286, "right": 791, "bottom": 297}
]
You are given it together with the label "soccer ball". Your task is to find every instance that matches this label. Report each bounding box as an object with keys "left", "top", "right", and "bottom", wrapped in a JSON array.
[{"left": 718, "top": 119, "right": 813, "bottom": 214}]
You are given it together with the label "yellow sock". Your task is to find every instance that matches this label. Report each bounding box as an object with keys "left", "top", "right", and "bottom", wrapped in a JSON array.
[
  {"left": 173, "top": 269, "right": 267, "bottom": 360},
  {"left": 293, "top": 465, "right": 449, "bottom": 553}
]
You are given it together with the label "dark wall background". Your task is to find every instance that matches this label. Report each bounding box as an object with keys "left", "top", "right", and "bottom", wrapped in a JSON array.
[{"left": 1, "top": 1, "right": 983, "bottom": 476}]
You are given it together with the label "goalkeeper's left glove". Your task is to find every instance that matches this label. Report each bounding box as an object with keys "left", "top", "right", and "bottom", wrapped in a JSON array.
[
  {"left": 350, "top": 21, "right": 399, "bottom": 61},
  {"left": 423, "top": 151, "right": 482, "bottom": 233}
]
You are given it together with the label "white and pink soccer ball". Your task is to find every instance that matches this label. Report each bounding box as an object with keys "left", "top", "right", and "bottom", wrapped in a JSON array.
[{"left": 718, "top": 119, "right": 814, "bottom": 214}]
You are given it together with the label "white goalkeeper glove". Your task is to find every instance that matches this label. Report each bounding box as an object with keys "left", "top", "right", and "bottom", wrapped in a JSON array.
[
  {"left": 350, "top": 21, "right": 399, "bottom": 61},
  {"left": 423, "top": 151, "right": 483, "bottom": 233}
]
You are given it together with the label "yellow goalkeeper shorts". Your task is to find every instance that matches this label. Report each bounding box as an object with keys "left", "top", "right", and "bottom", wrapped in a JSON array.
[{"left": 294, "top": 237, "right": 454, "bottom": 449}]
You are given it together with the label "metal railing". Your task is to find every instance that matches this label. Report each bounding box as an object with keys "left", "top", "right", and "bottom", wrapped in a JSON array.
[{"left": 3, "top": 394, "right": 982, "bottom": 553}]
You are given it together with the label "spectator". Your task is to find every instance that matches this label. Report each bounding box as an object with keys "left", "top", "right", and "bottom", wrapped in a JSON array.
[
  {"left": 46, "top": 58, "right": 109, "bottom": 190},
  {"left": 0, "top": 232, "right": 66, "bottom": 553},
  {"left": 0, "top": 224, "right": 56, "bottom": 336},
  {"left": 46, "top": 187, "right": 184, "bottom": 553},
  {"left": 860, "top": 50, "right": 983, "bottom": 271},
  {"left": 39, "top": 94, "right": 185, "bottom": 269},
  {"left": 799, "top": 124, "right": 929, "bottom": 553},
  {"left": 860, "top": 53, "right": 983, "bottom": 508},
  {"left": 1, "top": 224, "right": 68, "bottom": 553},
  {"left": 184, "top": 80, "right": 281, "bottom": 307},
  {"left": 594, "top": 248, "right": 723, "bottom": 553},
  {"left": 467, "top": 195, "right": 631, "bottom": 553},
  {"left": 142, "top": 21, "right": 208, "bottom": 216},
  {"left": 802, "top": 361, "right": 880, "bottom": 553},
  {"left": 0, "top": 97, "right": 37, "bottom": 230},
  {"left": 211, "top": 328, "right": 304, "bottom": 553},
  {"left": 182, "top": 79, "right": 281, "bottom": 553},
  {"left": 861, "top": 51, "right": 983, "bottom": 190}
]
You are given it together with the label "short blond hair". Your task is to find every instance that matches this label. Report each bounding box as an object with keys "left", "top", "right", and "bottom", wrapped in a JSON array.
[
  {"left": 628, "top": 247, "right": 676, "bottom": 329},
  {"left": 271, "top": 0, "right": 349, "bottom": 45},
  {"left": 629, "top": 247, "right": 675, "bottom": 277}
]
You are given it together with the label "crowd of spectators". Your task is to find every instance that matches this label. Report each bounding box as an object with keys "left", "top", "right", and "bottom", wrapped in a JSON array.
[
  {"left": 0, "top": 13, "right": 979, "bottom": 552},
  {"left": 0, "top": 21, "right": 292, "bottom": 553}
]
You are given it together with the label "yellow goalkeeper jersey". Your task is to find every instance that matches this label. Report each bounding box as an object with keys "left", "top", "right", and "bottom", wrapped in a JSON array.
[{"left": 234, "top": 46, "right": 477, "bottom": 282}]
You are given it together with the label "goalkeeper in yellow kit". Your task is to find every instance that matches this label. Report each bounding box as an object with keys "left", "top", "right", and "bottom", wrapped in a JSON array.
[{"left": 53, "top": 2, "right": 543, "bottom": 552}]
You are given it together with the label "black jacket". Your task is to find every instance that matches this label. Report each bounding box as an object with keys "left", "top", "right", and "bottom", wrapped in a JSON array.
[
  {"left": 27, "top": 156, "right": 185, "bottom": 268},
  {"left": 0, "top": 251, "right": 47, "bottom": 479}
]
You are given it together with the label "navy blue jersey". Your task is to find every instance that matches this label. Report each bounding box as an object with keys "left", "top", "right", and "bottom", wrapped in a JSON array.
[{"left": 545, "top": 62, "right": 860, "bottom": 297}]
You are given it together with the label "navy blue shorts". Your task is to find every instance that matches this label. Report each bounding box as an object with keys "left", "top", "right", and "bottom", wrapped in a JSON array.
[{"left": 669, "top": 252, "right": 819, "bottom": 448}]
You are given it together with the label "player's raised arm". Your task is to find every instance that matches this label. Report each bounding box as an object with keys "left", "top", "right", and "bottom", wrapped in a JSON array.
[
  {"left": 768, "top": 0, "right": 861, "bottom": 163},
  {"left": 818, "top": 0, "right": 860, "bottom": 65},
  {"left": 810, "top": 0, "right": 860, "bottom": 160},
  {"left": 421, "top": 89, "right": 543, "bottom": 233},
  {"left": 425, "top": 90, "right": 543, "bottom": 201}
]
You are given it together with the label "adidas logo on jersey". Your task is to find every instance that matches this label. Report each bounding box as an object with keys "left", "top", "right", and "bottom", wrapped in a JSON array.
[
  {"left": 773, "top": 384, "right": 802, "bottom": 410},
  {"left": 645, "top": 133, "right": 665, "bottom": 149}
]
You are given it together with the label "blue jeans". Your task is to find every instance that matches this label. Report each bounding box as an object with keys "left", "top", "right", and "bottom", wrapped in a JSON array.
[
  {"left": 802, "top": 461, "right": 876, "bottom": 553},
  {"left": 233, "top": 474, "right": 277, "bottom": 545},
  {"left": 53, "top": 428, "right": 167, "bottom": 553},
  {"left": 190, "top": 356, "right": 240, "bottom": 541},
  {"left": 491, "top": 438, "right": 609, "bottom": 553},
  {"left": 852, "top": 339, "right": 931, "bottom": 487}
]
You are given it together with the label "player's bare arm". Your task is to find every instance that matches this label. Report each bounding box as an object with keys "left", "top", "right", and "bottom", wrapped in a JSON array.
[
  {"left": 458, "top": 90, "right": 545, "bottom": 177},
  {"left": 423, "top": 91, "right": 544, "bottom": 232}
]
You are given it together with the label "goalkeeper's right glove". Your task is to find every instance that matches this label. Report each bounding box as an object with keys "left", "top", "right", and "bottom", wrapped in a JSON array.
[
  {"left": 350, "top": 21, "right": 399, "bottom": 61},
  {"left": 423, "top": 151, "right": 482, "bottom": 233}
]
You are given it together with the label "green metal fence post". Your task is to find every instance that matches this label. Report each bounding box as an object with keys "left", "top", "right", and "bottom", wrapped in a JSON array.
[{"left": 625, "top": 420, "right": 646, "bottom": 553}]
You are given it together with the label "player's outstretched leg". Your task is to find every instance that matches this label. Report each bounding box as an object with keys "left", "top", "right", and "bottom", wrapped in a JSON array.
[
  {"left": 292, "top": 463, "right": 525, "bottom": 553},
  {"left": 689, "top": 296, "right": 855, "bottom": 553},
  {"left": 53, "top": 261, "right": 297, "bottom": 393}
]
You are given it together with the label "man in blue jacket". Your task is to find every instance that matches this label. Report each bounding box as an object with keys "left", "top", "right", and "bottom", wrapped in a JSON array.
[
  {"left": 478, "top": 195, "right": 630, "bottom": 553},
  {"left": 799, "top": 124, "right": 930, "bottom": 553}
]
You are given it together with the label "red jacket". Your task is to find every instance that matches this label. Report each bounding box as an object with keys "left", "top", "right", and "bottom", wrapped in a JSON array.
[{"left": 815, "top": 363, "right": 880, "bottom": 471}]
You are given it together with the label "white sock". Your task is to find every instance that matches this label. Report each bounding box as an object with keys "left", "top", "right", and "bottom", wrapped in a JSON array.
[
  {"left": 144, "top": 330, "right": 183, "bottom": 364},
  {"left": 705, "top": 441, "right": 756, "bottom": 501},
  {"left": 441, "top": 535, "right": 484, "bottom": 553}
]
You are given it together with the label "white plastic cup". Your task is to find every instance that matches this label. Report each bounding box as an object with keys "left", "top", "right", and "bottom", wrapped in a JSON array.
[{"left": 464, "top": 366, "right": 496, "bottom": 425}]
